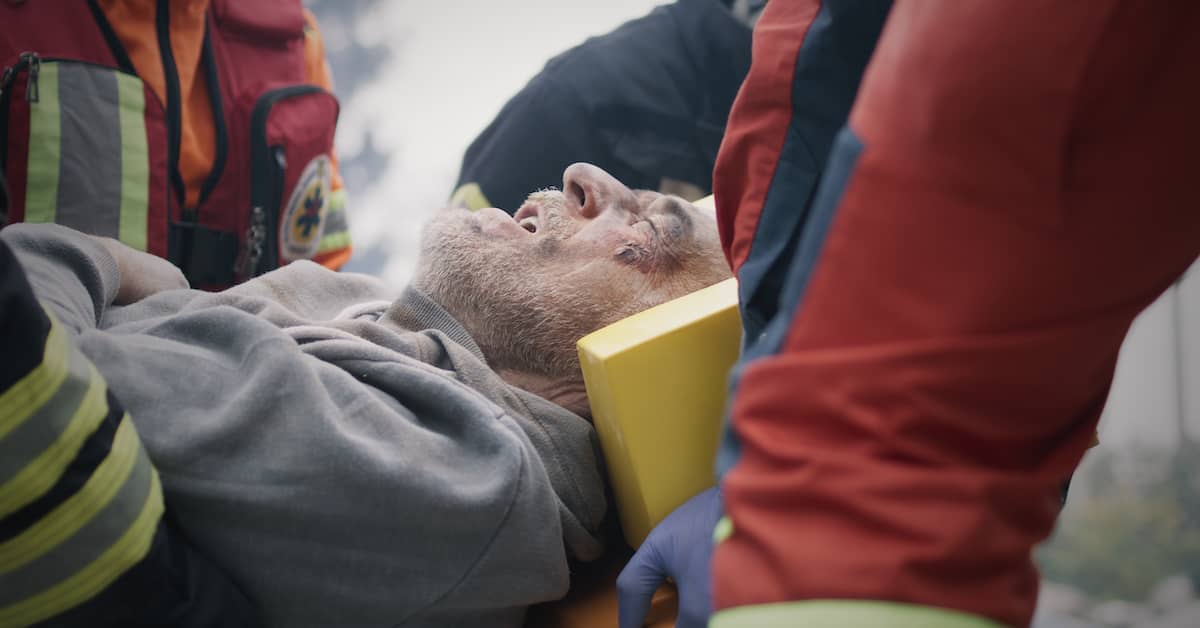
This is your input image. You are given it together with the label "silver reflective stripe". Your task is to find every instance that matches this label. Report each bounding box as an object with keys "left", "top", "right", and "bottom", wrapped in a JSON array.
[
  {"left": 0, "top": 417, "right": 161, "bottom": 618},
  {"left": 55, "top": 62, "right": 123, "bottom": 238}
]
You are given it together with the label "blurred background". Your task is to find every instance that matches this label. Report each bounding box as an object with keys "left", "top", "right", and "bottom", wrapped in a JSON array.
[
  {"left": 306, "top": 2, "right": 1199, "bottom": 626},
  {"left": 306, "top": 0, "right": 671, "bottom": 283}
]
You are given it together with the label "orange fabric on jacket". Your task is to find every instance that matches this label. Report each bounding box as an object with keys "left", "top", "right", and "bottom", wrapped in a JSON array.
[{"left": 97, "top": 0, "right": 340, "bottom": 210}]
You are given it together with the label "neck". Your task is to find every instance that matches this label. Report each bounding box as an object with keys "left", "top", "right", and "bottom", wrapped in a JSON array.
[{"left": 498, "top": 370, "right": 591, "bottom": 419}]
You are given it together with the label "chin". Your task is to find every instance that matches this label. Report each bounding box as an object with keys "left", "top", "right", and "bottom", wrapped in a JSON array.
[
  {"left": 413, "top": 211, "right": 518, "bottom": 316},
  {"left": 414, "top": 214, "right": 466, "bottom": 288}
]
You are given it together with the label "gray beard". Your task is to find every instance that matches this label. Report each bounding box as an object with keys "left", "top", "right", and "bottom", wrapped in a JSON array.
[{"left": 413, "top": 215, "right": 641, "bottom": 379}]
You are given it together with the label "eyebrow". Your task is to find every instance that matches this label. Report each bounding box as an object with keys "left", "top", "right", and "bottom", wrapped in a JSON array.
[
  {"left": 633, "top": 191, "right": 696, "bottom": 241},
  {"left": 662, "top": 197, "right": 694, "bottom": 237}
]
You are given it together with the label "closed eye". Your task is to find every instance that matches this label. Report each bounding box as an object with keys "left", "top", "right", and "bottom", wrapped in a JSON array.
[
  {"left": 642, "top": 218, "right": 660, "bottom": 238},
  {"left": 639, "top": 215, "right": 683, "bottom": 243},
  {"left": 616, "top": 244, "right": 648, "bottom": 265}
]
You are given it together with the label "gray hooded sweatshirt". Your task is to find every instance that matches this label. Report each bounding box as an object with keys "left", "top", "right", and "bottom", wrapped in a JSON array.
[{"left": 3, "top": 224, "right": 607, "bottom": 628}]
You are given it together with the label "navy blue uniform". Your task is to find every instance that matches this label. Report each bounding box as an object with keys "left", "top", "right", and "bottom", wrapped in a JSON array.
[{"left": 453, "top": 0, "right": 754, "bottom": 213}]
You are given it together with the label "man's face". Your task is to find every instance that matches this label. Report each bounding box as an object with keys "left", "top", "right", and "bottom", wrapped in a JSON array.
[{"left": 414, "top": 163, "right": 730, "bottom": 379}]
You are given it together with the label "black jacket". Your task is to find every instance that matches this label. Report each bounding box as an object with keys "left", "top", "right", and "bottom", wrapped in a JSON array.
[{"left": 455, "top": 0, "right": 753, "bottom": 212}]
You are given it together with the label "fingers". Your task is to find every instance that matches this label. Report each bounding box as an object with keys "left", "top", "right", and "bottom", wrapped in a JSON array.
[
  {"left": 617, "top": 544, "right": 667, "bottom": 628},
  {"left": 91, "top": 236, "right": 189, "bottom": 304},
  {"left": 675, "top": 582, "right": 713, "bottom": 628},
  {"left": 114, "top": 252, "right": 188, "bottom": 304},
  {"left": 619, "top": 489, "right": 723, "bottom": 627}
]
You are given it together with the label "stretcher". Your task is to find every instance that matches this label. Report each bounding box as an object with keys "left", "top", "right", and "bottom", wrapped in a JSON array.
[{"left": 528, "top": 196, "right": 742, "bottom": 626}]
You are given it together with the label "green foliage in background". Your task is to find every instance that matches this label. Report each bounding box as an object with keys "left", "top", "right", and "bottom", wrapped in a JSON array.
[{"left": 1037, "top": 443, "right": 1200, "bottom": 600}]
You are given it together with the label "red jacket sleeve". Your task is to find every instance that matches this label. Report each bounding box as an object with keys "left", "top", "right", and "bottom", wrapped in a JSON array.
[{"left": 713, "top": 0, "right": 1200, "bottom": 625}]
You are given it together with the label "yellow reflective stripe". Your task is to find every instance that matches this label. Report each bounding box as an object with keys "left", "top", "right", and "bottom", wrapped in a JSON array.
[
  {"left": 115, "top": 72, "right": 149, "bottom": 251},
  {"left": 0, "top": 356, "right": 107, "bottom": 519},
  {"left": 316, "top": 188, "right": 350, "bottom": 254},
  {"left": 0, "top": 409, "right": 138, "bottom": 575},
  {"left": 710, "top": 600, "right": 1006, "bottom": 628},
  {"left": 449, "top": 182, "right": 491, "bottom": 211},
  {"left": 317, "top": 229, "right": 352, "bottom": 254},
  {"left": 0, "top": 463, "right": 163, "bottom": 627},
  {"left": 23, "top": 63, "right": 61, "bottom": 225},
  {"left": 0, "top": 320, "right": 69, "bottom": 442},
  {"left": 713, "top": 515, "right": 733, "bottom": 544},
  {"left": 328, "top": 186, "right": 346, "bottom": 211}
]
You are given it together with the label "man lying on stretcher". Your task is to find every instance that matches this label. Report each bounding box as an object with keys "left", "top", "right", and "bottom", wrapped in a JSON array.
[{"left": 3, "top": 163, "right": 730, "bottom": 627}]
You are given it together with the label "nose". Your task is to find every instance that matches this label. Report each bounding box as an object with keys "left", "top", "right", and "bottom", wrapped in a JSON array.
[{"left": 562, "top": 162, "right": 637, "bottom": 219}]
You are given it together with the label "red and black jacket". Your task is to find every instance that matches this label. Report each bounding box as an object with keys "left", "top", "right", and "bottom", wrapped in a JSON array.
[{"left": 1, "top": 0, "right": 341, "bottom": 288}]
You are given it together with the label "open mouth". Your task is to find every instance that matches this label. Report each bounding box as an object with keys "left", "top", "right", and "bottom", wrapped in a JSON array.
[{"left": 514, "top": 202, "right": 541, "bottom": 234}]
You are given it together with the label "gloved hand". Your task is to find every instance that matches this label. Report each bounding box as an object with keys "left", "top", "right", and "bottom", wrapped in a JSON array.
[{"left": 617, "top": 487, "right": 722, "bottom": 628}]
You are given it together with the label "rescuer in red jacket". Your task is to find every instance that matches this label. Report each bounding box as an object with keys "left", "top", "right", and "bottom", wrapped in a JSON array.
[{"left": 620, "top": 1, "right": 1200, "bottom": 626}]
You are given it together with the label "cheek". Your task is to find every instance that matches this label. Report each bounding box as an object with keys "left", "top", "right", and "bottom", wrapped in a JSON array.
[
  {"left": 677, "top": 243, "right": 734, "bottom": 291},
  {"left": 573, "top": 216, "right": 645, "bottom": 247},
  {"left": 546, "top": 234, "right": 635, "bottom": 266},
  {"left": 559, "top": 257, "right": 650, "bottom": 303},
  {"left": 689, "top": 230, "right": 729, "bottom": 273}
]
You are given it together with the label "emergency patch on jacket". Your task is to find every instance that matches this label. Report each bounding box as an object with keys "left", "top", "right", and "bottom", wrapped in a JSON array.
[{"left": 280, "top": 154, "right": 331, "bottom": 261}]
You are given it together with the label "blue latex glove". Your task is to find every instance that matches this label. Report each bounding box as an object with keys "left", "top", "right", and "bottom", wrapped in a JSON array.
[{"left": 617, "top": 487, "right": 722, "bottom": 628}]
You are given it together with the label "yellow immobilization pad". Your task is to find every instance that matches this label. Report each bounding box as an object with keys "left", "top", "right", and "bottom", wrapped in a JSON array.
[{"left": 577, "top": 277, "right": 741, "bottom": 547}]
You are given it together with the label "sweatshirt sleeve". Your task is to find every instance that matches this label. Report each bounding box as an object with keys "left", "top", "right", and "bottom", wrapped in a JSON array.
[
  {"left": 4, "top": 223, "right": 590, "bottom": 625},
  {"left": 0, "top": 235, "right": 259, "bottom": 628},
  {"left": 18, "top": 259, "right": 587, "bottom": 625},
  {"left": 0, "top": 223, "right": 120, "bottom": 336}
]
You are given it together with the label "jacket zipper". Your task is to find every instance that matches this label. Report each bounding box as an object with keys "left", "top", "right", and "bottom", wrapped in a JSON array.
[
  {"left": 0, "top": 52, "right": 40, "bottom": 174},
  {"left": 1, "top": 53, "right": 160, "bottom": 180},
  {"left": 243, "top": 84, "right": 324, "bottom": 277}
]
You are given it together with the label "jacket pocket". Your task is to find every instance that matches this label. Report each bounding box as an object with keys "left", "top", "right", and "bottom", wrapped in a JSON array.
[
  {"left": 241, "top": 84, "right": 339, "bottom": 278},
  {"left": 1, "top": 53, "right": 170, "bottom": 256}
]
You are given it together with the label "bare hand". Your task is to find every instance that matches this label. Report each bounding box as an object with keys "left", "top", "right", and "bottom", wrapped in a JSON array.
[{"left": 90, "top": 236, "right": 189, "bottom": 304}]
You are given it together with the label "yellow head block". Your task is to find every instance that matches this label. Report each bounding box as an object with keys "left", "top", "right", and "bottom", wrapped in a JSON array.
[{"left": 577, "top": 277, "right": 741, "bottom": 547}]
